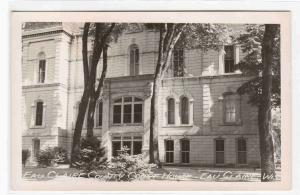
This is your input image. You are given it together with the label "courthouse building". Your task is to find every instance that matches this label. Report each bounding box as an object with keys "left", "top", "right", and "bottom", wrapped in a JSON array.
[{"left": 22, "top": 23, "right": 260, "bottom": 167}]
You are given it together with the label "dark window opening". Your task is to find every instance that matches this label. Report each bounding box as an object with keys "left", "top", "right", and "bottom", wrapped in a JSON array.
[
  {"left": 33, "top": 139, "right": 40, "bottom": 158},
  {"left": 123, "top": 104, "right": 132, "bottom": 123},
  {"left": 168, "top": 98, "right": 175, "bottom": 125},
  {"left": 215, "top": 139, "right": 225, "bottom": 164},
  {"left": 112, "top": 141, "right": 121, "bottom": 157},
  {"left": 129, "top": 45, "right": 139, "bottom": 76},
  {"left": 38, "top": 60, "right": 46, "bottom": 83},
  {"left": 173, "top": 48, "right": 184, "bottom": 77},
  {"left": 133, "top": 141, "right": 142, "bottom": 155},
  {"left": 113, "top": 105, "right": 121, "bottom": 124},
  {"left": 134, "top": 104, "right": 142, "bottom": 123},
  {"left": 165, "top": 140, "right": 174, "bottom": 163},
  {"left": 35, "top": 102, "right": 43, "bottom": 126},
  {"left": 181, "top": 139, "right": 190, "bottom": 163},
  {"left": 181, "top": 97, "right": 189, "bottom": 124},
  {"left": 237, "top": 138, "right": 247, "bottom": 164},
  {"left": 224, "top": 45, "right": 235, "bottom": 73}
]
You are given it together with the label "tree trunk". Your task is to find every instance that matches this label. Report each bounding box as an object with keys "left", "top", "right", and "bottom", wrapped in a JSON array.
[
  {"left": 70, "top": 23, "right": 90, "bottom": 166},
  {"left": 259, "top": 24, "right": 279, "bottom": 181},
  {"left": 70, "top": 89, "right": 90, "bottom": 165},
  {"left": 148, "top": 24, "right": 186, "bottom": 166},
  {"left": 86, "top": 95, "right": 96, "bottom": 138},
  {"left": 149, "top": 77, "right": 161, "bottom": 166},
  {"left": 86, "top": 45, "right": 109, "bottom": 138}
]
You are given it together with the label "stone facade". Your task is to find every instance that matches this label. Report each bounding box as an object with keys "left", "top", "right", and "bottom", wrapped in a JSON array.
[{"left": 22, "top": 23, "right": 260, "bottom": 167}]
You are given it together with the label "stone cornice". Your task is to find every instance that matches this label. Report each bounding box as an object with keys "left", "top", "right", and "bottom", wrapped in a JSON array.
[
  {"left": 22, "top": 26, "right": 73, "bottom": 39},
  {"left": 22, "top": 82, "right": 67, "bottom": 89}
]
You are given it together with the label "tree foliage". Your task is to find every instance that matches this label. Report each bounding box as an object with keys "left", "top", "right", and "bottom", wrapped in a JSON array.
[
  {"left": 236, "top": 25, "right": 280, "bottom": 108},
  {"left": 147, "top": 23, "right": 229, "bottom": 165}
]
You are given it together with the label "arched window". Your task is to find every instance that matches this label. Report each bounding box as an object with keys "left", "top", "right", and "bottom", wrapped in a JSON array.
[
  {"left": 167, "top": 98, "right": 175, "bottom": 124},
  {"left": 223, "top": 93, "right": 241, "bottom": 124},
  {"left": 35, "top": 101, "right": 44, "bottom": 126},
  {"left": 180, "top": 97, "right": 189, "bottom": 124},
  {"left": 96, "top": 101, "right": 103, "bottom": 127},
  {"left": 38, "top": 52, "right": 46, "bottom": 83},
  {"left": 129, "top": 44, "right": 139, "bottom": 76},
  {"left": 173, "top": 47, "right": 184, "bottom": 77}
]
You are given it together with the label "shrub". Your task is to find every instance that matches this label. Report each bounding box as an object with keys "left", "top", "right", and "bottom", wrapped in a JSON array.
[
  {"left": 107, "top": 147, "right": 155, "bottom": 181},
  {"left": 52, "top": 147, "right": 69, "bottom": 164},
  {"left": 22, "top": 149, "right": 30, "bottom": 167},
  {"left": 36, "top": 147, "right": 68, "bottom": 167},
  {"left": 74, "top": 137, "right": 107, "bottom": 175}
]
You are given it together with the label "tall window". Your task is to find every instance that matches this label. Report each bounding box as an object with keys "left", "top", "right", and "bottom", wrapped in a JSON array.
[
  {"left": 113, "top": 97, "right": 143, "bottom": 124},
  {"left": 165, "top": 140, "right": 174, "bottom": 163},
  {"left": 167, "top": 98, "right": 175, "bottom": 125},
  {"left": 173, "top": 48, "right": 184, "bottom": 77},
  {"left": 181, "top": 97, "right": 189, "bottom": 124},
  {"left": 237, "top": 138, "right": 247, "bottom": 164},
  {"left": 129, "top": 44, "right": 139, "bottom": 76},
  {"left": 111, "top": 135, "right": 142, "bottom": 157},
  {"left": 215, "top": 139, "right": 225, "bottom": 165},
  {"left": 38, "top": 52, "right": 46, "bottom": 83},
  {"left": 35, "top": 101, "right": 43, "bottom": 126},
  {"left": 181, "top": 139, "right": 190, "bottom": 163},
  {"left": 224, "top": 94, "right": 240, "bottom": 124},
  {"left": 96, "top": 101, "right": 103, "bottom": 127},
  {"left": 33, "top": 139, "right": 40, "bottom": 158},
  {"left": 224, "top": 45, "right": 235, "bottom": 73}
]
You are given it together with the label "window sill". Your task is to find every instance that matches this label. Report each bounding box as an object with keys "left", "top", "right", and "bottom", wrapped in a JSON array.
[
  {"left": 111, "top": 123, "right": 143, "bottom": 127},
  {"left": 162, "top": 124, "right": 193, "bottom": 128},
  {"left": 30, "top": 125, "right": 46, "bottom": 129},
  {"left": 219, "top": 123, "right": 242, "bottom": 126}
]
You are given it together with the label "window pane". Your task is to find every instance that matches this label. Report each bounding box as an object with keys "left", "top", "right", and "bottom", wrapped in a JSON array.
[
  {"left": 133, "top": 141, "right": 142, "bottom": 155},
  {"left": 134, "top": 104, "right": 142, "bottom": 123},
  {"left": 124, "top": 97, "right": 132, "bottom": 102},
  {"left": 181, "top": 140, "right": 190, "bottom": 151},
  {"left": 113, "top": 105, "right": 121, "bottom": 123},
  {"left": 182, "top": 152, "right": 190, "bottom": 163},
  {"left": 123, "top": 104, "right": 132, "bottom": 123},
  {"left": 33, "top": 139, "right": 40, "bottom": 157},
  {"left": 238, "top": 151, "right": 247, "bottom": 164},
  {"left": 130, "top": 50, "right": 134, "bottom": 76},
  {"left": 216, "top": 140, "right": 224, "bottom": 151},
  {"left": 168, "top": 98, "right": 175, "bottom": 124},
  {"left": 181, "top": 97, "right": 189, "bottom": 124},
  {"left": 114, "top": 98, "right": 122, "bottom": 103},
  {"left": 39, "top": 60, "right": 46, "bottom": 83},
  {"left": 123, "top": 141, "right": 132, "bottom": 155},
  {"left": 166, "top": 152, "right": 174, "bottom": 163},
  {"left": 238, "top": 139, "right": 247, "bottom": 151},
  {"left": 112, "top": 141, "right": 121, "bottom": 157},
  {"left": 225, "top": 99, "right": 236, "bottom": 123},
  {"left": 224, "top": 45, "right": 235, "bottom": 73},
  {"left": 135, "top": 48, "right": 139, "bottom": 64},
  {"left": 216, "top": 152, "right": 225, "bottom": 164},
  {"left": 35, "top": 102, "right": 43, "bottom": 126},
  {"left": 166, "top": 140, "right": 174, "bottom": 151},
  {"left": 98, "top": 102, "right": 103, "bottom": 126},
  {"left": 134, "top": 97, "right": 143, "bottom": 102},
  {"left": 173, "top": 48, "right": 184, "bottom": 77}
]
